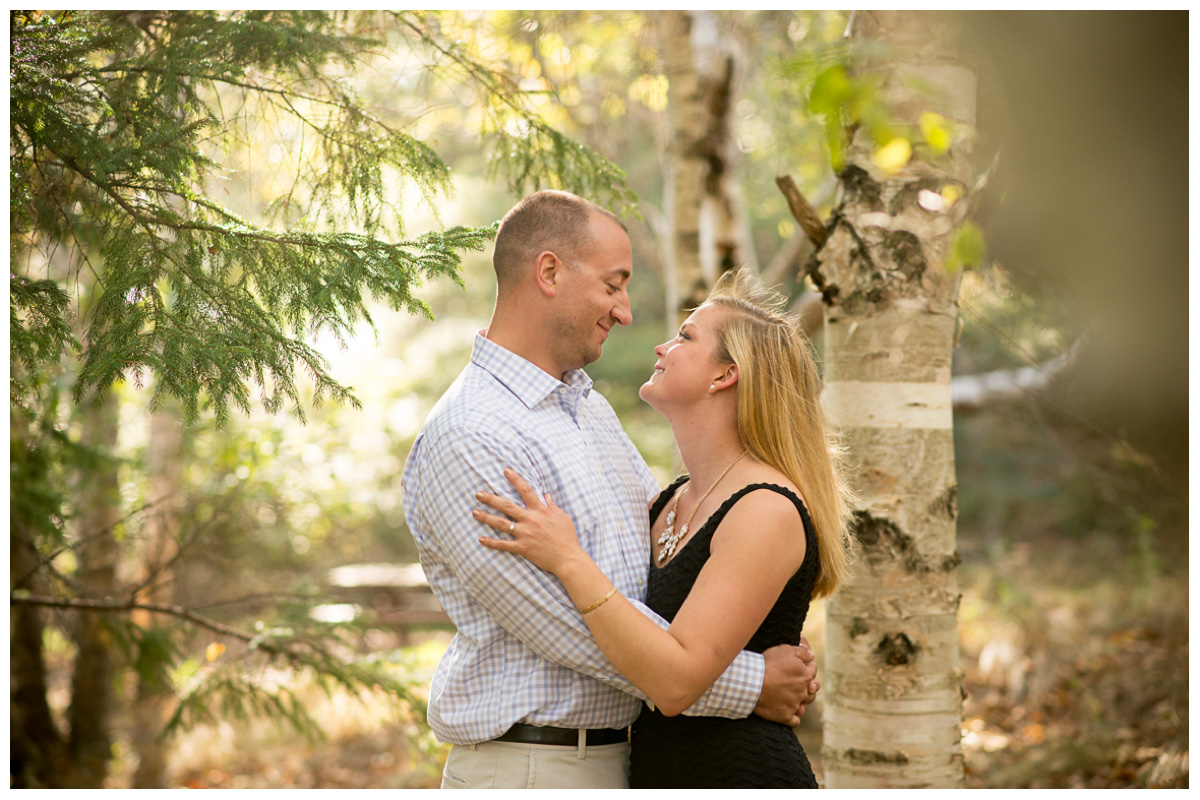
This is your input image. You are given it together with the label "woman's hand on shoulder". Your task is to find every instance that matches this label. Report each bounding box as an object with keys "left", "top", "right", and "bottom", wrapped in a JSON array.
[{"left": 473, "top": 468, "right": 589, "bottom": 577}]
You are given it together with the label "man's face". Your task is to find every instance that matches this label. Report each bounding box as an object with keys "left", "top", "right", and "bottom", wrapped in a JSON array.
[{"left": 550, "top": 214, "right": 633, "bottom": 373}]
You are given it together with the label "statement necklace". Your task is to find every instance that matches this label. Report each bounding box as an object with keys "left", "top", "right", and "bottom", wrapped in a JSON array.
[{"left": 657, "top": 449, "right": 748, "bottom": 563}]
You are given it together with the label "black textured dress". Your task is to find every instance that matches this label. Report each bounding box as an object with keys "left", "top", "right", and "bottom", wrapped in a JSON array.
[{"left": 629, "top": 477, "right": 820, "bottom": 789}]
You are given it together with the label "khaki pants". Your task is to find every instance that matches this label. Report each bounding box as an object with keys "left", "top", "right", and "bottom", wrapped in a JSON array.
[{"left": 440, "top": 738, "right": 630, "bottom": 789}]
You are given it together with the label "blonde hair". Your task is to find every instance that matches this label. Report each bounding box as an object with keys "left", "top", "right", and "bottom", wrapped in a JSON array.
[{"left": 705, "top": 268, "right": 854, "bottom": 598}]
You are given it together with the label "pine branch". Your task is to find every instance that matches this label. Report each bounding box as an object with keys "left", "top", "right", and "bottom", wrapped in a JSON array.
[
  {"left": 9, "top": 589, "right": 432, "bottom": 739},
  {"left": 390, "top": 11, "right": 637, "bottom": 213},
  {"left": 12, "top": 10, "right": 625, "bottom": 427}
]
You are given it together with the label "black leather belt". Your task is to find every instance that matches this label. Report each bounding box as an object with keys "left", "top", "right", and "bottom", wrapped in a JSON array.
[{"left": 494, "top": 723, "right": 628, "bottom": 746}]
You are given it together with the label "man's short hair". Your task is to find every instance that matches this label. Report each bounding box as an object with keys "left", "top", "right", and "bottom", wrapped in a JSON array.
[{"left": 492, "top": 190, "right": 624, "bottom": 289}]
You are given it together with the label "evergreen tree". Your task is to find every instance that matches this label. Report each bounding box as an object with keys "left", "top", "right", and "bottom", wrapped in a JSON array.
[
  {"left": 10, "top": 9, "right": 633, "bottom": 423},
  {"left": 9, "top": 10, "right": 634, "bottom": 787}
]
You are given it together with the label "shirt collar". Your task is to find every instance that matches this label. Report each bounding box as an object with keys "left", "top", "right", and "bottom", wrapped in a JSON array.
[{"left": 471, "top": 330, "right": 593, "bottom": 410}]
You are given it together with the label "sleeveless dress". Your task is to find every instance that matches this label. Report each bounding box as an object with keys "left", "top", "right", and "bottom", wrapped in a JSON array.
[{"left": 629, "top": 477, "right": 820, "bottom": 789}]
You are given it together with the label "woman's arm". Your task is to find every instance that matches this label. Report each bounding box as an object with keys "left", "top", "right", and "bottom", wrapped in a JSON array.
[{"left": 476, "top": 469, "right": 807, "bottom": 716}]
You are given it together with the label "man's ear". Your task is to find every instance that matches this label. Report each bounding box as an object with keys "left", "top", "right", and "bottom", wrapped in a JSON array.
[
  {"left": 534, "top": 251, "right": 564, "bottom": 298},
  {"left": 711, "top": 364, "right": 739, "bottom": 393}
]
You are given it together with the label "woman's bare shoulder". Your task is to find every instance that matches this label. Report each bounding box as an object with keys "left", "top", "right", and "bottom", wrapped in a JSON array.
[
  {"left": 737, "top": 463, "right": 806, "bottom": 508},
  {"left": 711, "top": 467, "right": 808, "bottom": 563}
]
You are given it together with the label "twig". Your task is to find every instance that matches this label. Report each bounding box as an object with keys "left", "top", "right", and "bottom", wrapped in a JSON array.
[
  {"left": 13, "top": 594, "right": 257, "bottom": 644},
  {"left": 9, "top": 593, "right": 334, "bottom": 665},
  {"left": 13, "top": 493, "right": 183, "bottom": 591},
  {"left": 126, "top": 492, "right": 235, "bottom": 601},
  {"left": 190, "top": 590, "right": 322, "bottom": 611}
]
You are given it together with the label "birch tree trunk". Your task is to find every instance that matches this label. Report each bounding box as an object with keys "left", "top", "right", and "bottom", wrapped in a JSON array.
[
  {"left": 816, "top": 11, "right": 974, "bottom": 788},
  {"left": 658, "top": 10, "right": 706, "bottom": 317},
  {"left": 658, "top": 10, "right": 743, "bottom": 318},
  {"left": 689, "top": 10, "right": 743, "bottom": 282}
]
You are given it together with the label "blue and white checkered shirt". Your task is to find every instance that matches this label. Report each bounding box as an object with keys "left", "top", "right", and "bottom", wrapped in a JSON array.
[{"left": 401, "top": 332, "right": 766, "bottom": 745}]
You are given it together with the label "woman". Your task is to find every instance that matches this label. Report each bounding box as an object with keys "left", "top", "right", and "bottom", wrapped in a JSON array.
[{"left": 473, "top": 269, "right": 854, "bottom": 788}]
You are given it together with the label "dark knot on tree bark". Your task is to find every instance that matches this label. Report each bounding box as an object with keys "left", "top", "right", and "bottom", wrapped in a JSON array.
[{"left": 876, "top": 631, "right": 919, "bottom": 666}]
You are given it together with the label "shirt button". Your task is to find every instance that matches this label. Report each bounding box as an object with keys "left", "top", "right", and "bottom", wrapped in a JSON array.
[{"left": 637, "top": 578, "right": 644, "bottom": 587}]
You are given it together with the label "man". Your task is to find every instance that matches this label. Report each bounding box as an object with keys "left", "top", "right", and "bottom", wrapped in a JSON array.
[{"left": 401, "top": 190, "right": 818, "bottom": 789}]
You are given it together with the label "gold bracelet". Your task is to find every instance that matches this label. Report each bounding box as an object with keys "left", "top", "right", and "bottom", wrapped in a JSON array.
[{"left": 578, "top": 587, "right": 617, "bottom": 615}]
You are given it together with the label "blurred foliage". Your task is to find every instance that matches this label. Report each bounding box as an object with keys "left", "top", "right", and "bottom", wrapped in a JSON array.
[{"left": 478, "top": 11, "right": 850, "bottom": 290}]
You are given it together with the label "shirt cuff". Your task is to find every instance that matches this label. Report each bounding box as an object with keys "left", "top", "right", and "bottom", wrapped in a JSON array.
[{"left": 681, "top": 650, "right": 765, "bottom": 719}]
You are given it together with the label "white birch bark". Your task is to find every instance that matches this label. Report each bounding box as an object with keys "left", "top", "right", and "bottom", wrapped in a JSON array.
[
  {"left": 658, "top": 10, "right": 744, "bottom": 318},
  {"left": 690, "top": 10, "right": 742, "bottom": 284},
  {"left": 817, "top": 10, "right": 974, "bottom": 788},
  {"left": 658, "top": 10, "right": 706, "bottom": 318}
]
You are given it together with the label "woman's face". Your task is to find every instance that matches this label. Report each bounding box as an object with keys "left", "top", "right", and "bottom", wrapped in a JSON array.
[{"left": 639, "top": 303, "right": 731, "bottom": 413}]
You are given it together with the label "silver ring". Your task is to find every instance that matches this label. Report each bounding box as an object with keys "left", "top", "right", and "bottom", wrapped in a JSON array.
[{"left": 509, "top": 521, "right": 516, "bottom": 534}]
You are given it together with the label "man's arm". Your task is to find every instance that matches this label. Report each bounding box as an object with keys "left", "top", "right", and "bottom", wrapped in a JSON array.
[{"left": 408, "top": 426, "right": 767, "bottom": 719}]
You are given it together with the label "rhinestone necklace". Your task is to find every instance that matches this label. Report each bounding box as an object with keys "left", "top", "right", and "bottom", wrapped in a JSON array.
[{"left": 657, "top": 449, "right": 748, "bottom": 563}]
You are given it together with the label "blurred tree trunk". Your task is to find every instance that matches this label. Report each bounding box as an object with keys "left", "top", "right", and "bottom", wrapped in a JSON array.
[
  {"left": 658, "top": 10, "right": 744, "bottom": 319},
  {"left": 658, "top": 10, "right": 705, "bottom": 319},
  {"left": 131, "top": 407, "right": 184, "bottom": 788},
  {"left": 10, "top": 497, "right": 63, "bottom": 788},
  {"left": 690, "top": 10, "right": 744, "bottom": 282},
  {"left": 815, "top": 10, "right": 974, "bottom": 788},
  {"left": 65, "top": 393, "right": 121, "bottom": 788}
]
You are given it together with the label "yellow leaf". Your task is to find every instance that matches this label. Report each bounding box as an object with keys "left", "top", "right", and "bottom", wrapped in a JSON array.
[
  {"left": 628, "top": 74, "right": 669, "bottom": 112},
  {"left": 872, "top": 137, "right": 912, "bottom": 174},
  {"left": 205, "top": 642, "right": 226, "bottom": 662},
  {"left": 919, "top": 111, "right": 952, "bottom": 153},
  {"left": 601, "top": 95, "right": 627, "bottom": 119}
]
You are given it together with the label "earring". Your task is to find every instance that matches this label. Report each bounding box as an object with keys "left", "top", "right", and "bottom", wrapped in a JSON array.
[{"left": 710, "top": 383, "right": 716, "bottom": 391}]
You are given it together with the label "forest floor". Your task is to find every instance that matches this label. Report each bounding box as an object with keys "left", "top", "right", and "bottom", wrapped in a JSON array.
[{"left": 120, "top": 525, "right": 1187, "bottom": 789}]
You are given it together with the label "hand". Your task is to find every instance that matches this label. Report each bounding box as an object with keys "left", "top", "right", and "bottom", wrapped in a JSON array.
[
  {"left": 754, "top": 637, "right": 820, "bottom": 728},
  {"left": 474, "top": 468, "right": 587, "bottom": 576}
]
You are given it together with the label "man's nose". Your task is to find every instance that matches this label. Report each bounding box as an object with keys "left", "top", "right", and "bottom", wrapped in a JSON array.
[{"left": 612, "top": 296, "right": 632, "bottom": 326}]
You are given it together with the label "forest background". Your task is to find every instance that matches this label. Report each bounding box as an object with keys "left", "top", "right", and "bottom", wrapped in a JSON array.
[{"left": 9, "top": 9, "right": 1188, "bottom": 789}]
